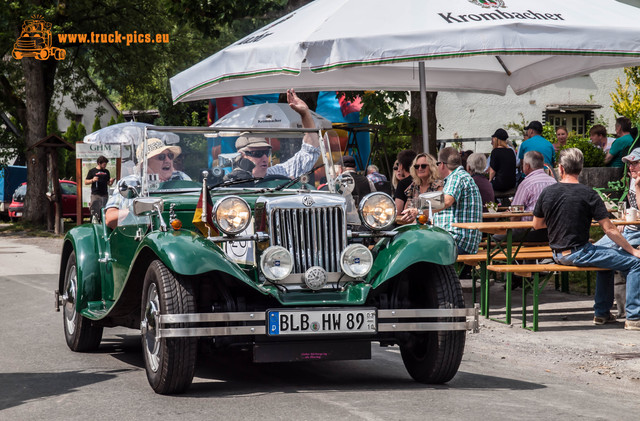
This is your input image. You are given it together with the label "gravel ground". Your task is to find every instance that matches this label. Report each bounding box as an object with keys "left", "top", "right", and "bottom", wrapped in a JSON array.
[{"left": 3, "top": 229, "right": 640, "bottom": 396}]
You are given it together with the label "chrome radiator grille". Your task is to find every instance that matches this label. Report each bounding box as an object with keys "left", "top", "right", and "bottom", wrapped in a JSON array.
[{"left": 270, "top": 206, "right": 346, "bottom": 273}]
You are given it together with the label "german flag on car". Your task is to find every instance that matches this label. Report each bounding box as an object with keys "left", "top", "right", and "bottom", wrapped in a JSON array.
[{"left": 192, "top": 185, "right": 217, "bottom": 236}]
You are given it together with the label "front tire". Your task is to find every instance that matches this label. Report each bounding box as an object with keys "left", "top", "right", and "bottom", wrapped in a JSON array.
[
  {"left": 393, "top": 263, "right": 466, "bottom": 384},
  {"left": 63, "top": 251, "right": 103, "bottom": 351},
  {"left": 141, "top": 260, "right": 197, "bottom": 394}
]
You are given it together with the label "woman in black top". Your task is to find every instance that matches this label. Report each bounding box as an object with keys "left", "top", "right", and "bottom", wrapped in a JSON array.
[{"left": 488, "top": 128, "right": 516, "bottom": 192}]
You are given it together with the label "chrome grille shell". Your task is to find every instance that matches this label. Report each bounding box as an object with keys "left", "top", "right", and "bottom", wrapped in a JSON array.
[{"left": 259, "top": 194, "right": 347, "bottom": 274}]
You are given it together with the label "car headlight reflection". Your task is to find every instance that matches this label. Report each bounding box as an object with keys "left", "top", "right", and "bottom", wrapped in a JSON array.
[
  {"left": 340, "top": 244, "right": 373, "bottom": 278},
  {"left": 359, "top": 192, "right": 396, "bottom": 230},
  {"left": 260, "top": 246, "right": 293, "bottom": 281},
  {"left": 213, "top": 196, "right": 251, "bottom": 235}
]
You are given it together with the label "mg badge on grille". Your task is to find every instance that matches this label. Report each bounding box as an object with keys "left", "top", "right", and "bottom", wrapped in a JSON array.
[
  {"left": 302, "top": 195, "right": 314, "bottom": 207},
  {"left": 304, "top": 266, "right": 327, "bottom": 290}
]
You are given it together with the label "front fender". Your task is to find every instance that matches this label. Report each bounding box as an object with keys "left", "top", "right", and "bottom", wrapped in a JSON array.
[
  {"left": 135, "top": 230, "right": 263, "bottom": 293},
  {"left": 367, "top": 224, "right": 457, "bottom": 288},
  {"left": 59, "top": 224, "right": 104, "bottom": 309}
]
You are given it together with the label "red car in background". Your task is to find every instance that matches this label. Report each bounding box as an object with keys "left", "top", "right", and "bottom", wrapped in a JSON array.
[{"left": 8, "top": 180, "right": 90, "bottom": 220}]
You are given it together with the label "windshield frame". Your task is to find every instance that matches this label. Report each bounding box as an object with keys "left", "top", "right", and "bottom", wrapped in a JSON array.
[{"left": 143, "top": 125, "right": 333, "bottom": 197}]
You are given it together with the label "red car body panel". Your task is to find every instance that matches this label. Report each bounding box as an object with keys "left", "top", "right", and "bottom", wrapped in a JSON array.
[{"left": 8, "top": 180, "right": 90, "bottom": 219}]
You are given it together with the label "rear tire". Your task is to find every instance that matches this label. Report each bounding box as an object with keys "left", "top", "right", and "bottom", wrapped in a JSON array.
[
  {"left": 394, "top": 263, "right": 466, "bottom": 384},
  {"left": 141, "top": 260, "right": 197, "bottom": 394},
  {"left": 63, "top": 251, "right": 103, "bottom": 352}
]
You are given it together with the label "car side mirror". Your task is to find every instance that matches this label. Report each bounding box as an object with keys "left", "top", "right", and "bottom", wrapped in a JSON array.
[
  {"left": 118, "top": 177, "right": 141, "bottom": 199},
  {"left": 132, "top": 197, "right": 164, "bottom": 216},
  {"left": 419, "top": 191, "right": 445, "bottom": 211},
  {"left": 419, "top": 191, "right": 445, "bottom": 221}
]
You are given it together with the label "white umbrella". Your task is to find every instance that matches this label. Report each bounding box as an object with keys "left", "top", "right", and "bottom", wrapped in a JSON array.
[
  {"left": 83, "top": 122, "right": 179, "bottom": 145},
  {"left": 209, "top": 102, "right": 333, "bottom": 137},
  {"left": 170, "top": 0, "right": 640, "bottom": 152}
]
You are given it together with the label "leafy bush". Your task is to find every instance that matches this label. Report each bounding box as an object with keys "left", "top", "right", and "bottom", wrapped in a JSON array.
[{"left": 559, "top": 137, "right": 606, "bottom": 167}]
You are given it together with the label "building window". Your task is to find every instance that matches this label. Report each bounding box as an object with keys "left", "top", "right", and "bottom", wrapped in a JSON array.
[{"left": 544, "top": 107, "right": 599, "bottom": 136}]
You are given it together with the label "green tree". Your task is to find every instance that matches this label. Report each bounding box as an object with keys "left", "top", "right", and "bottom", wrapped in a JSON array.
[
  {"left": 107, "top": 116, "right": 116, "bottom": 126},
  {"left": 611, "top": 67, "right": 640, "bottom": 125},
  {"left": 1, "top": 0, "right": 289, "bottom": 225},
  {"left": 91, "top": 116, "right": 101, "bottom": 133}
]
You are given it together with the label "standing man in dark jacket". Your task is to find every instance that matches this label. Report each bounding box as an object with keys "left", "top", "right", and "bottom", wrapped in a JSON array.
[{"left": 85, "top": 155, "right": 114, "bottom": 222}]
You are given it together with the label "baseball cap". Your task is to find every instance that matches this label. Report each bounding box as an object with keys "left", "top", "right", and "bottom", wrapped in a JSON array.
[
  {"left": 622, "top": 147, "right": 640, "bottom": 164},
  {"left": 136, "top": 138, "right": 181, "bottom": 162},
  {"left": 338, "top": 155, "right": 356, "bottom": 168},
  {"left": 524, "top": 121, "right": 543, "bottom": 133},
  {"left": 491, "top": 128, "right": 509, "bottom": 141},
  {"left": 235, "top": 135, "right": 272, "bottom": 150}
]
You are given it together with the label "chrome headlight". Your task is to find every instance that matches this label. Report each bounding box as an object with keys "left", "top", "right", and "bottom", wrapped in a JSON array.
[
  {"left": 213, "top": 196, "right": 251, "bottom": 235},
  {"left": 340, "top": 244, "right": 373, "bottom": 278},
  {"left": 260, "top": 246, "right": 293, "bottom": 281},
  {"left": 359, "top": 192, "right": 396, "bottom": 230}
]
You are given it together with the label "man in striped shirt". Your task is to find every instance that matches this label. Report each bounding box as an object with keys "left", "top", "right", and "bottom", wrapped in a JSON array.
[
  {"left": 432, "top": 147, "right": 483, "bottom": 255},
  {"left": 497, "top": 150, "right": 556, "bottom": 243}
]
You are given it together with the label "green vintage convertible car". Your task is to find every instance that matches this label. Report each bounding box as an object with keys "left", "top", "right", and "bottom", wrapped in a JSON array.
[{"left": 56, "top": 126, "right": 478, "bottom": 394}]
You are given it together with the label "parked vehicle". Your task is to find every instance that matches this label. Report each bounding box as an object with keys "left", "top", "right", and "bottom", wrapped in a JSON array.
[
  {"left": 57, "top": 126, "right": 478, "bottom": 394},
  {"left": 8, "top": 180, "right": 90, "bottom": 220},
  {"left": 0, "top": 165, "right": 27, "bottom": 217}
]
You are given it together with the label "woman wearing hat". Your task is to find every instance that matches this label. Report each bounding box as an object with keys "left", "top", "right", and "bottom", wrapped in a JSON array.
[
  {"left": 488, "top": 128, "right": 516, "bottom": 193},
  {"left": 136, "top": 138, "right": 190, "bottom": 182},
  {"left": 104, "top": 138, "right": 191, "bottom": 229}
]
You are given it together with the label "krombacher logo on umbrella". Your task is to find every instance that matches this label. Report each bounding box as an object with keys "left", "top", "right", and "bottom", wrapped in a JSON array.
[
  {"left": 439, "top": 6, "right": 564, "bottom": 24},
  {"left": 468, "top": 0, "right": 505, "bottom": 8}
]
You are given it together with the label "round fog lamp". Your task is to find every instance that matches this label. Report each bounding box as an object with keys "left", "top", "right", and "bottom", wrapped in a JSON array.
[
  {"left": 213, "top": 196, "right": 251, "bottom": 235},
  {"left": 359, "top": 192, "right": 396, "bottom": 230},
  {"left": 260, "top": 246, "right": 293, "bottom": 281},
  {"left": 340, "top": 244, "right": 373, "bottom": 278}
]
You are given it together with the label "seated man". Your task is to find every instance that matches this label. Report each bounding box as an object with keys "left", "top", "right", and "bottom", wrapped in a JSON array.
[
  {"left": 104, "top": 139, "right": 190, "bottom": 229},
  {"left": 592, "top": 148, "right": 640, "bottom": 320},
  {"left": 228, "top": 89, "right": 320, "bottom": 180},
  {"left": 432, "top": 147, "right": 483, "bottom": 255},
  {"left": 533, "top": 148, "right": 640, "bottom": 330}
]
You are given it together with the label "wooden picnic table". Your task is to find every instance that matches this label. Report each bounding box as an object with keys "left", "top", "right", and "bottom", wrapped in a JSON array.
[
  {"left": 482, "top": 211, "right": 533, "bottom": 219},
  {"left": 453, "top": 218, "right": 636, "bottom": 324},
  {"left": 454, "top": 220, "right": 537, "bottom": 323}
]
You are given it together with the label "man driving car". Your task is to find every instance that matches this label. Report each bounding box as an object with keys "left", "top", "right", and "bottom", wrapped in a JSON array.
[{"left": 231, "top": 89, "right": 320, "bottom": 179}]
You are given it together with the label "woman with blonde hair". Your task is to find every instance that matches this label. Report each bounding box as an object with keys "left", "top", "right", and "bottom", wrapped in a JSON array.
[{"left": 397, "top": 153, "right": 443, "bottom": 223}]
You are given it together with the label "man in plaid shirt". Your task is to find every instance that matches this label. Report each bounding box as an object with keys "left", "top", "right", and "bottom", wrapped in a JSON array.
[{"left": 432, "top": 147, "right": 482, "bottom": 255}]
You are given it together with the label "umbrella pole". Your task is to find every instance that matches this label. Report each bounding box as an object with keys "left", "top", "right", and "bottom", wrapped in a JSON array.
[{"left": 419, "top": 62, "right": 429, "bottom": 155}]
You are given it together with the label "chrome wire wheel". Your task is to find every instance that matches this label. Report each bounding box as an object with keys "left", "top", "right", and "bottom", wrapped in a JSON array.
[
  {"left": 143, "top": 283, "right": 161, "bottom": 373},
  {"left": 63, "top": 263, "right": 78, "bottom": 336}
]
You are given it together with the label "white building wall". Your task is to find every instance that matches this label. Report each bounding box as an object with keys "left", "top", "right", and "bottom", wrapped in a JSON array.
[
  {"left": 435, "top": 68, "right": 624, "bottom": 153},
  {"left": 55, "top": 95, "right": 118, "bottom": 134}
]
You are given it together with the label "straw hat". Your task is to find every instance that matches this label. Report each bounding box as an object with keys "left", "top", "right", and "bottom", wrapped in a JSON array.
[{"left": 136, "top": 138, "right": 181, "bottom": 162}]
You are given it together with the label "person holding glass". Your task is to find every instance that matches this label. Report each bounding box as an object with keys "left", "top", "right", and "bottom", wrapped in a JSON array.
[{"left": 397, "top": 153, "right": 443, "bottom": 224}]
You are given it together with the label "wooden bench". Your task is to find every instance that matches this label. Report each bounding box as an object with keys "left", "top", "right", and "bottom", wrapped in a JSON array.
[
  {"left": 457, "top": 249, "right": 554, "bottom": 312},
  {"left": 486, "top": 264, "right": 608, "bottom": 332}
]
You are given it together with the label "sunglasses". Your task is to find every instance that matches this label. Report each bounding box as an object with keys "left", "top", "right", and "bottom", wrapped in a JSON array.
[
  {"left": 413, "top": 164, "right": 428, "bottom": 170},
  {"left": 155, "top": 153, "right": 174, "bottom": 161},
  {"left": 436, "top": 161, "right": 443, "bottom": 166},
  {"left": 244, "top": 149, "right": 271, "bottom": 158},
  {"left": 393, "top": 166, "right": 399, "bottom": 171}
]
